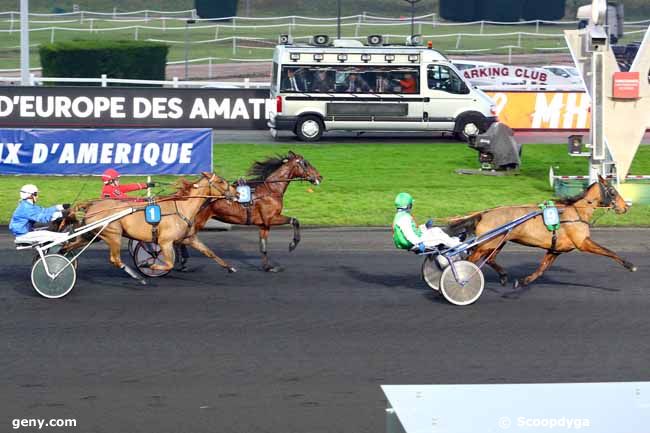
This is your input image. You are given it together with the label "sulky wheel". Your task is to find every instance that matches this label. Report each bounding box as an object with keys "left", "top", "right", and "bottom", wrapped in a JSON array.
[
  {"left": 132, "top": 241, "right": 175, "bottom": 278},
  {"left": 439, "top": 260, "right": 484, "bottom": 306},
  {"left": 421, "top": 255, "right": 443, "bottom": 292},
  {"left": 31, "top": 254, "right": 77, "bottom": 299}
]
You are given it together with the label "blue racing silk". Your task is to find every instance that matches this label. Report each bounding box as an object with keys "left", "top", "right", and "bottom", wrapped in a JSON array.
[{"left": 9, "top": 200, "right": 59, "bottom": 236}]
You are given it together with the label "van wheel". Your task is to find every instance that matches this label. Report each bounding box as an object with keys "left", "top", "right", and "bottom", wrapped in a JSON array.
[
  {"left": 454, "top": 115, "right": 484, "bottom": 142},
  {"left": 295, "top": 116, "right": 323, "bottom": 142}
]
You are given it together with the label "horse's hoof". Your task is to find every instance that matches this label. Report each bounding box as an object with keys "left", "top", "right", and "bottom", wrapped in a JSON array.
[
  {"left": 499, "top": 275, "right": 509, "bottom": 286},
  {"left": 265, "top": 266, "right": 283, "bottom": 273},
  {"left": 624, "top": 261, "right": 637, "bottom": 272},
  {"left": 513, "top": 279, "right": 524, "bottom": 289},
  {"left": 289, "top": 241, "right": 298, "bottom": 252},
  {"left": 138, "top": 279, "right": 147, "bottom": 286},
  {"left": 227, "top": 267, "right": 237, "bottom": 274},
  {"left": 176, "top": 266, "right": 189, "bottom": 273}
]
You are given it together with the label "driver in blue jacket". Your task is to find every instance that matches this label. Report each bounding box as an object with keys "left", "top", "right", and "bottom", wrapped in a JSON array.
[{"left": 10, "top": 184, "right": 69, "bottom": 242}]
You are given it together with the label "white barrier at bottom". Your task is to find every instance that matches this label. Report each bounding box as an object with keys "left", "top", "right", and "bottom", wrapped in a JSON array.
[{"left": 382, "top": 383, "right": 650, "bottom": 433}]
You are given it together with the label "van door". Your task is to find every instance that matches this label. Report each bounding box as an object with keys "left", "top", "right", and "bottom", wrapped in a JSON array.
[{"left": 424, "top": 64, "right": 476, "bottom": 131}]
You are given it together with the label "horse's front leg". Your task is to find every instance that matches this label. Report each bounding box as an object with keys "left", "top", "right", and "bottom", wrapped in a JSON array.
[
  {"left": 267, "top": 215, "right": 300, "bottom": 252},
  {"left": 574, "top": 237, "right": 637, "bottom": 272},
  {"left": 184, "top": 235, "right": 236, "bottom": 273}
]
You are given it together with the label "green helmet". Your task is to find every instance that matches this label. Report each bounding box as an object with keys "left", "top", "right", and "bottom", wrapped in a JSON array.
[{"left": 395, "top": 192, "right": 414, "bottom": 209}]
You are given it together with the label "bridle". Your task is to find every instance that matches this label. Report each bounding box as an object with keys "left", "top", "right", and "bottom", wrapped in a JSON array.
[{"left": 598, "top": 181, "right": 617, "bottom": 209}]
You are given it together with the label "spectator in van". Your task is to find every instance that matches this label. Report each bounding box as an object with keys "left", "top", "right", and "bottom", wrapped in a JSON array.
[
  {"left": 282, "top": 68, "right": 308, "bottom": 92},
  {"left": 374, "top": 73, "right": 393, "bottom": 93},
  {"left": 311, "top": 70, "right": 334, "bottom": 93},
  {"left": 344, "top": 72, "right": 370, "bottom": 93},
  {"left": 398, "top": 73, "right": 418, "bottom": 94}
]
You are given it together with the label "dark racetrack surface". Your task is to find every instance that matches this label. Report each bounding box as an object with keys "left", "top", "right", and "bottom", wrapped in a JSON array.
[{"left": 1, "top": 228, "right": 649, "bottom": 433}]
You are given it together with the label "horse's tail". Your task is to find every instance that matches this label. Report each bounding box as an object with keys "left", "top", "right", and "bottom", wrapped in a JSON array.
[{"left": 445, "top": 211, "right": 483, "bottom": 237}]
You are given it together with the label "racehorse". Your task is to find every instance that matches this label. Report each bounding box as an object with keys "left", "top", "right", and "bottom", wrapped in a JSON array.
[
  {"left": 186, "top": 151, "right": 323, "bottom": 272},
  {"left": 447, "top": 176, "right": 636, "bottom": 289},
  {"left": 62, "top": 172, "right": 238, "bottom": 284}
]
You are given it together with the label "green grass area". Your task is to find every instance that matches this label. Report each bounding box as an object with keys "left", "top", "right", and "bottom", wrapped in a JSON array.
[
  {"left": 2, "top": 143, "right": 650, "bottom": 227},
  {"left": 0, "top": 18, "right": 566, "bottom": 68},
  {"left": 0, "top": 18, "right": 628, "bottom": 70}
]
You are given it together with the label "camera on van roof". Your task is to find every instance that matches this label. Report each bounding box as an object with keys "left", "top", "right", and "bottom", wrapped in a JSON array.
[
  {"left": 278, "top": 34, "right": 293, "bottom": 45},
  {"left": 367, "top": 35, "right": 383, "bottom": 46},
  {"left": 406, "top": 34, "right": 422, "bottom": 46},
  {"left": 312, "top": 35, "right": 330, "bottom": 46}
]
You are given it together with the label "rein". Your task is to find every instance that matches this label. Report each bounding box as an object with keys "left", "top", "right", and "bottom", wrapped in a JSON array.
[{"left": 236, "top": 177, "right": 311, "bottom": 185}]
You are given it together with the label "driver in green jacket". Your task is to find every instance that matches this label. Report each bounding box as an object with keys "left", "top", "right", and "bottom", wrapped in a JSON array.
[{"left": 392, "top": 192, "right": 461, "bottom": 253}]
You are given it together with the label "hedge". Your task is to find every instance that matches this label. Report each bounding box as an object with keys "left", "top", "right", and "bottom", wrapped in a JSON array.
[
  {"left": 195, "top": 0, "right": 237, "bottom": 19},
  {"left": 39, "top": 40, "right": 169, "bottom": 85},
  {"left": 439, "top": 0, "right": 477, "bottom": 22},
  {"left": 440, "top": 0, "right": 566, "bottom": 22},
  {"left": 476, "top": 0, "right": 525, "bottom": 22},
  {"left": 523, "top": 0, "right": 566, "bottom": 21}
]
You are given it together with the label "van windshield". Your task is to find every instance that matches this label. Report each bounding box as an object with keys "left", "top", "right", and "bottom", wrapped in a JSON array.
[
  {"left": 427, "top": 64, "right": 469, "bottom": 94},
  {"left": 280, "top": 65, "right": 420, "bottom": 94}
]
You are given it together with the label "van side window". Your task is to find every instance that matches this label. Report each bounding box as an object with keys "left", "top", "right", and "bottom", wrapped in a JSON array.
[
  {"left": 428, "top": 65, "right": 469, "bottom": 94},
  {"left": 281, "top": 67, "right": 311, "bottom": 92},
  {"left": 280, "top": 65, "right": 420, "bottom": 94}
]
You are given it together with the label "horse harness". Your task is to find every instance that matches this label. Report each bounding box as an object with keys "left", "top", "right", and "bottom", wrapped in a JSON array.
[
  {"left": 148, "top": 174, "right": 226, "bottom": 243},
  {"left": 548, "top": 182, "right": 617, "bottom": 252}
]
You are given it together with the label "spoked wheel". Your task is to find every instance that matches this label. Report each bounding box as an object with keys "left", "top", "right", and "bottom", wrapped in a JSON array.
[
  {"left": 31, "top": 254, "right": 77, "bottom": 299},
  {"left": 439, "top": 260, "right": 484, "bottom": 306},
  {"left": 32, "top": 248, "right": 78, "bottom": 271},
  {"left": 132, "top": 241, "right": 175, "bottom": 278},
  {"left": 421, "top": 255, "right": 443, "bottom": 292}
]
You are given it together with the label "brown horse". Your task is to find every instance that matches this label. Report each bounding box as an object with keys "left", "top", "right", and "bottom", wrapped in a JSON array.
[
  {"left": 448, "top": 176, "right": 636, "bottom": 289},
  {"left": 183, "top": 151, "right": 323, "bottom": 272},
  {"left": 62, "top": 172, "right": 238, "bottom": 284}
]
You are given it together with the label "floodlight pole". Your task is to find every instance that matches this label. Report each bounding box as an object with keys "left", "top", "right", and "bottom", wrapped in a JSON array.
[
  {"left": 404, "top": 0, "right": 421, "bottom": 38},
  {"left": 337, "top": 0, "right": 341, "bottom": 40},
  {"left": 20, "top": 0, "right": 29, "bottom": 85},
  {"left": 184, "top": 19, "right": 195, "bottom": 80}
]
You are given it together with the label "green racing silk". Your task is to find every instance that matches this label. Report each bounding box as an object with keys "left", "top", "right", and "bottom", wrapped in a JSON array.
[{"left": 392, "top": 211, "right": 422, "bottom": 250}]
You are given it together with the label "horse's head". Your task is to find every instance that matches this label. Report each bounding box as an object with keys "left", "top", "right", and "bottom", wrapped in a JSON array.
[
  {"left": 201, "top": 172, "right": 239, "bottom": 201},
  {"left": 49, "top": 208, "right": 80, "bottom": 232},
  {"left": 595, "top": 175, "right": 629, "bottom": 214},
  {"left": 283, "top": 151, "right": 323, "bottom": 185}
]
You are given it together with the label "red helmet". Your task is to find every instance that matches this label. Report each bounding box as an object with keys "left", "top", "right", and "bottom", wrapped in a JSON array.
[{"left": 102, "top": 168, "right": 120, "bottom": 183}]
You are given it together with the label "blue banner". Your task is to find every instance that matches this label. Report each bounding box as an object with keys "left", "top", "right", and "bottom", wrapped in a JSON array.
[{"left": 0, "top": 128, "right": 212, "bottom": 175}]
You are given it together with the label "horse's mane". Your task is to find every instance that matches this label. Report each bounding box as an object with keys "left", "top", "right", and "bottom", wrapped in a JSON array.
[
  {"left": 247, "top": 154, "right": 290, "bottom": 181},
  {"left": 555, "top": 186, "right": 592, "bottom": 205},
  {"left": 172, "top": 175, "right": 205, "bottom": 196}
]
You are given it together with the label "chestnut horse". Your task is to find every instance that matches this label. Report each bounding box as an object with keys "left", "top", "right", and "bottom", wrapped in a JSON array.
[
  {"left": 183, "top": 151, "right": 323, "bottom": 272},
  {"left": 448, "top": 176, "right": 636, "bottom": 289},
  {"left": 62, "top": 172, "right": 238, "bottom": 284}
]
